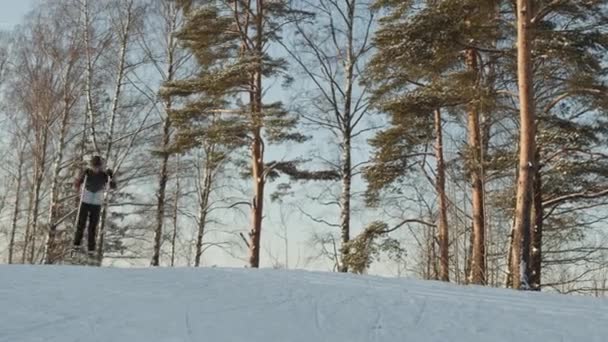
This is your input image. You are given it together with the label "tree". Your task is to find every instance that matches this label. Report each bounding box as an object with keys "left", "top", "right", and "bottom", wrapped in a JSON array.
[
  {"left": 10, "top": 11, "right": 70, "bottom": 263},
  {"left": 509, "top": 0, "right": 536, "bottom": 289},
  {"left": 70, "top": 0, "right": 152, "bottom": 264},
  {"left": 464, "top": 45, "right": 487, "bottom": 285},
  {"left": 42, "top": 0, "right": 85, "bottom": 263},
  {"left": 169, "top": 163, "right": 181, "bottom": 267},
  {"left": 275, "top": 0, "right": 376, "bottom": 273},
  {"left": 94, "top": 0, "right": 143, "bottom": 263},
  {"left": 192, "top": 142, "right": 229, "bottom": 267},
  {"left": 434, "top": 109, "right": 450, "bottom": 281},
  {"left": 507, "top": 0, "right": 608, "bottom": 290},
  {"left": 143, "top": 0, "right": 189, "bottom": 267},
  {"left": 7, "top": 142, "right": 26, "bottom": 264},
  {"left": 163, "top": 0, "right": 305, "bottom": 268},
  {"left": 365, "top": 0, "right": 503, "bottom": 282}
]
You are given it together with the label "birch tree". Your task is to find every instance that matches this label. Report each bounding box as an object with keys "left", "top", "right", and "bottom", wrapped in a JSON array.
[
  {"left": 75, "top": 0, "right": 150, "bottom": 264},
  {"left": 10, "top": 13, "right": 72, "bottom": 263},
  {"left": 42, "top": 1, "right": 85, "bottom": 263},
  {"left": 276, "top": 0, "right": 376, "bottom": 273},
  {"left": 137, "top": 0, "right": 191, "bottom": 267},
  {"left": 7, "top": 143, "right": 26, "bottom": 264},
  {"left": 95, "top": 0, "right": 137, "bottom": 263}
]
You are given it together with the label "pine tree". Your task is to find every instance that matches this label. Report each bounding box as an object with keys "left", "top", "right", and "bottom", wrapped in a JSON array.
[
  {"left": 457, "top": 0, "right": 608, "bottom": 290},
  {"left": 163, "top": 0, "right": 305, "bottom": 268},
  {"left": 511, "top": 0, "right": 536, "bottom": 289},
  {"left": 508, "top": 0, "right": 608, "bottom": 289},
  {"left": 365, "top": 0, "right": 504, "bottom": 282}
]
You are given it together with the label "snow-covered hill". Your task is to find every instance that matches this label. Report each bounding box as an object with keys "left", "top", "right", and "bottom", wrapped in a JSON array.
[{"left": 1, "top": 265, "right": 607, "bottom": 342}]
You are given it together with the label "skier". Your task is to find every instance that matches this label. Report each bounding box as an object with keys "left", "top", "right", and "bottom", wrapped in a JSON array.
[{"left": 72, "top": 155, "right": 116, "bottom": 261}]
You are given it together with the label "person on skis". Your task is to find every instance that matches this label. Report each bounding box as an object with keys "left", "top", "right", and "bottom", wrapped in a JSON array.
[{"left": 72, "top": 155, "right": 116, "bottom": 257}]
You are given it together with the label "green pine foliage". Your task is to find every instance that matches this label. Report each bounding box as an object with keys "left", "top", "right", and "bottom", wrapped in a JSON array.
[
  {"left": 493, "top": 0, "right": 608, "bottom": 219},
  {"left": 342, "top": 221, "right": 405, "bottom": 274},
  {"left": 365, "top": 0, "right": 608, "bottom": 285},
  {"left": 364, "top": 0, "right": 503, "bottom": 204},
  {"left": 160, "top": 1, "right": 304, "bottom": 154}
]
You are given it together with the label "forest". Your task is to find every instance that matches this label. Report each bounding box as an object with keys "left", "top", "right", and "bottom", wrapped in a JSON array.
[{"left": 0, "top": 0, "right": 607, "bottom": 295}]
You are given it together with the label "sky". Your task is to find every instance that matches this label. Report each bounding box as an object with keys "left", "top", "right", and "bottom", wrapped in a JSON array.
[{"left": 0, "top": 1, "right": 34, "bottom": 29}]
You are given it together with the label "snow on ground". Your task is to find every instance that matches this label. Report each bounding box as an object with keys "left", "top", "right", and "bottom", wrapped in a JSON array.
[{"left": 1, "top": 265, "right": 607, "bottom": 342}]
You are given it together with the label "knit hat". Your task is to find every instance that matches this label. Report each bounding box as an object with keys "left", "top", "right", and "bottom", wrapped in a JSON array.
[{"left": 90, "top": 155, "right": 103, "bottom": 167}]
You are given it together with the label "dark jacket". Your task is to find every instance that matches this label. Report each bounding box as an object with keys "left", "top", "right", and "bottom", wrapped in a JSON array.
[{"left": 75, "top": 168, "right": 116, "bottom": 192}]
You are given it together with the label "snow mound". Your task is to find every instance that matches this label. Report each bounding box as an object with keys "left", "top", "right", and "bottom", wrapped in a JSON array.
[{"left": 1, "top": 265, "right": 607, "bottom": 342}]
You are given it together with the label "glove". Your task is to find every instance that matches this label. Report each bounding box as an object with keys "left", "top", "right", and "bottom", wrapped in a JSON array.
[{"left": 106, "top": 169, "right": 117, "bottom": 190}]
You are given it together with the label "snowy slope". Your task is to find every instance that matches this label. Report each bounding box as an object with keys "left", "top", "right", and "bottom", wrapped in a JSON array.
[{"left": 1, "top": 266, "right": 607, "bottom": 342}]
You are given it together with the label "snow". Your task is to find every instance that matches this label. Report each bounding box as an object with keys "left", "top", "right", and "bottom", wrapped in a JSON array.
[{"left": 1, "top": 266, "right": 607, "bottom": 342}]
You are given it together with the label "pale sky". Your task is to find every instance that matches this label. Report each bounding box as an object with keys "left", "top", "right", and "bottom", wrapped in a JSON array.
[{"left": 0, "top": 1, "right": 35, "bottom": 29}]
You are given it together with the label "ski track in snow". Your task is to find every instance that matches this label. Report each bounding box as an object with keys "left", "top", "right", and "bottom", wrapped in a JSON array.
[{"left": 1, "top": 265, "right": 607, "bottom": 342}]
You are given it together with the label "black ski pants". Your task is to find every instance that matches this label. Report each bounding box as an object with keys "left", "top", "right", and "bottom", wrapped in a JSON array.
[{"left": 73, "top": 203, "right": 101, "bottom": 252}]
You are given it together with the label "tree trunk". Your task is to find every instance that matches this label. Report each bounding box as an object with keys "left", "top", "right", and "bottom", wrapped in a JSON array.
[
  {"left": 432, "top": 225, "right": 439, "bottom": 280},
  {"left": 425, "top": 227, "right": 433, "bottom": 280},
  {"left": 337, "top": 0, "right": 356, "bottom": 274},
  {"left": 466, "top": 48, "right": 486, "bottom": 285},
  {"left": 464, "top": 201, "right": 472, "bottom": 284},
  {"left": 249, "top": 127, "right": 264, "bottom": 268},
  {"left": 434, "top": 109, "right": 450, "bottom": 282},
  {"left": 45, "top": 87, "right": 72, "bottom": 264},
  {"left": 195, "top": 153, "right": 213, "bottom": 267},
  {"left": 152, "top": 4, "right": 177, "bottom": 267},
  {"left": 510, "top": 0, "right": 536, "bottom": 290},
  {"left": 452, "top": 190, "right": 461, "bottom": 283},
  {"left": 152, "top": 118, "right": 171, "bottom": 267},
  {"left": 170, "top": 164, "right": 180, "bottom": 267},
  {"left": 529, "top": 149, "right": 543, "bottom": 290},
  {"left": 521, "top": 197, "right": 533, "bottom": 289},
  {"left": 8, "top": 149, "right": 24, "bottom": 264},
  {"left": 248, "top": 0, "right": 265, "bottom": 268},
  {"left": 505, "top": 219, "right": 515, "bottom": 287},
  {"left": 97, "top": 1, "right": 134, "bottom": 263},
  {"left": 338, "top": 134, "right": 352, "bottom": 273},
  {"left": 481, "top": 61, "right": 495, "bottom": 285},
  {"left": 29, "top": 129, "right": 49, "bottom": 264},
  {"left": 22, "top": 180, "right": 35, "bottom": 263}
]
